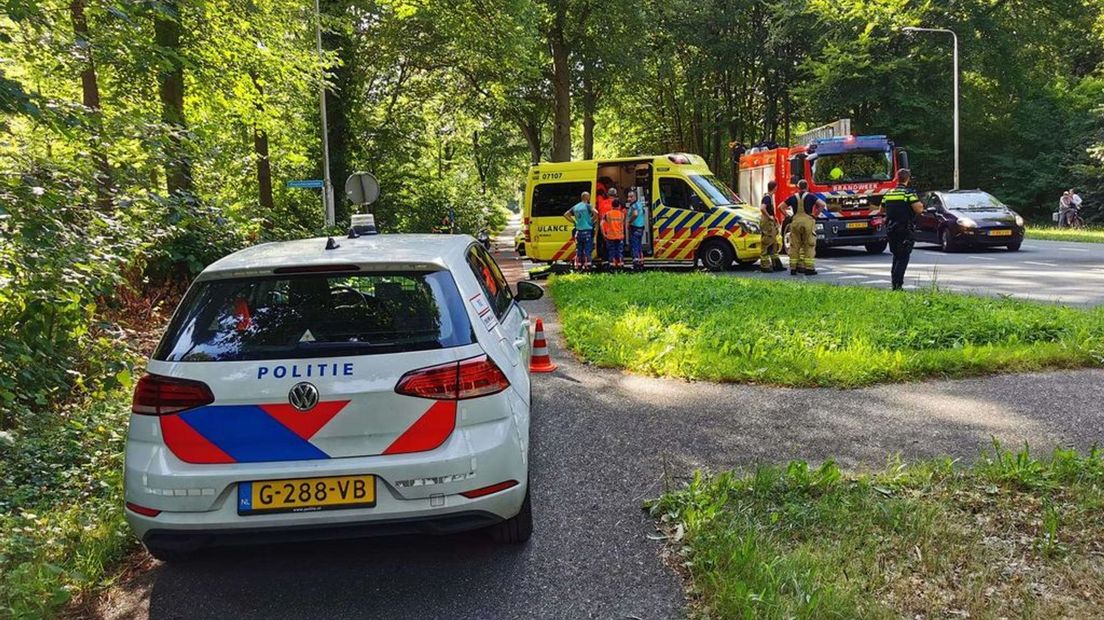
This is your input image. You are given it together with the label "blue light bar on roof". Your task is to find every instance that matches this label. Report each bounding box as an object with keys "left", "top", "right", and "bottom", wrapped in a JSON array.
[{"left": 812, "top": 135, "right": 891, "bottom": 155}]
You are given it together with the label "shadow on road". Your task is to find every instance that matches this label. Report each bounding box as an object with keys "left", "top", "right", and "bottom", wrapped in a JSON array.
[{"left": 137, "top": 533, "right": 529, "bottom": 619}]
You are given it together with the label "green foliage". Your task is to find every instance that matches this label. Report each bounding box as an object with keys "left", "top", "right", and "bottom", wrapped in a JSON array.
[
  {"left": 549, "top": 272, "right": 1104, "bottom": 387},
  {"left": 651, "top": 446, "right": 1104, "bottom": 618},
  {"left": 1027, "top": 225, "right": 1104, "bottom": 244},
  {"left": 0, "top": 153, "right": 148, "bottom": 427},
  {"left": 0, "top": 392, "right": 133, "bottom": 619}
]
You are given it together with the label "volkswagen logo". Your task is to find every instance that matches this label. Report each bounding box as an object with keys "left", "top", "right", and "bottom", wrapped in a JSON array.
[{"left": 288, "top": 382, "right": 320, "bottom": 412}]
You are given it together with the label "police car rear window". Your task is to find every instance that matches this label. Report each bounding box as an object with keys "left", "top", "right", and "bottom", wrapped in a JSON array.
[{"left": 154, "top": 271, "right": 475, "bottom": 362}]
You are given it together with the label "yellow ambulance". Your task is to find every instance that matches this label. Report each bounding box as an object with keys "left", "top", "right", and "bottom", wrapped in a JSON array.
[{"left": 522, "top": 153, "right": 763, "bottom": 271}]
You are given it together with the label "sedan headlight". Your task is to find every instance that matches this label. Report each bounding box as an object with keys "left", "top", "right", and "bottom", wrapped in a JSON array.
[
  {"left": 958, "top": 217, "right": 977, "bottom": 228},
  {"left": 1014, "top": 214, "right": 1024, "bottom": 227}
]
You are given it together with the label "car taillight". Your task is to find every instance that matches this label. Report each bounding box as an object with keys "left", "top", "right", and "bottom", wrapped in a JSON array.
[
  {"left": 523, "top": 217, "right": 531, "bottom": 242},
  {"left": 132, "top": 374, "right": 215, "bottom": 416},
  {"left": 460, "top": 480, "right": 518, "bottom": 499},
  {"left": 125, "top": 502, "right": 161, "bottom": 517},
  {"left": 395, "top": 355, "right": 510, "bottom": 400}
]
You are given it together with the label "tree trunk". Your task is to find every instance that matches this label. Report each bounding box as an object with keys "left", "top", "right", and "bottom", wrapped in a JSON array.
[
  {"left": 250, "top": 72, "right": 274, "bottom": 211},
  {"left": 153, "top": 1, "right": 192, "bottom": 197},
  {"left": 581, "top": 71, "right": 596, "bottom": 160},
  {"left": 70, "top": 0, "right": 113, "bottom": 210},
  {"left": 549, "top": 9, "right": 572, "bottom": 162},
  {"left": 518, "top": 115, "right": 542, "bottom": 165},
  {"left": 471, "top": 131, "right": 488, "bottom": 194}
]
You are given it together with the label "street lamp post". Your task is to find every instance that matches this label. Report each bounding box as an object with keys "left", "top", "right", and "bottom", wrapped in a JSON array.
[
  {"left": 314, "top": 0, "right": 335, "bottom": 226},
  {"left": 903, "top": 26, "right": 959, "bottom": 190}
]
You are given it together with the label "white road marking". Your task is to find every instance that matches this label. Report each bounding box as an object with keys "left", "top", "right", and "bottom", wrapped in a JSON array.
[
  {"left": 1057, "top": 247, "right": 1091, "bottom": 252},
  {"left": 1023, "top": 261, "right": 1058, "bottom": 267},
  {"left": 969, "top": 255, "right": 997, "bottom": 261},
  {"left": 837, "top": 275, "right": 866, "bottom": 279}
]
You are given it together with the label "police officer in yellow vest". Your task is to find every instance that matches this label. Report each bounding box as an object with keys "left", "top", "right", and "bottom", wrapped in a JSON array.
[
  {"left": 784, "top": 179, "right": 827, "bottom": 275},
  {"left": 759, "top": 181, "right": 785, "bottom": 273},
  {"left": 883, "top": 169, "right": 924, "bottom": 290}
]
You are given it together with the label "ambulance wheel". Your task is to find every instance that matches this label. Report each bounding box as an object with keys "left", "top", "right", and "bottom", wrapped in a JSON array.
[
  {"left": 489, "top": 485, "right": 532, "bottom": 544},
  {"left": 699, "top": 240, "right": 734, "bottom": 272},
  {"left": 864, "top": 241, "right": 887, "bottom": 254}
]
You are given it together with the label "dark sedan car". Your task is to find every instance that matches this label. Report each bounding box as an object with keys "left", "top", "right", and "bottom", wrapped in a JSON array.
[{"left": 917, "top": 190, "right": 1026, "bottom": 251}]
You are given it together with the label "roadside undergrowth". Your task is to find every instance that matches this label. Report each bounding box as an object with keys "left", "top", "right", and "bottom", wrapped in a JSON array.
[
  {"left": 549, "top": 272, "right": 1104, "bottom": 387},
  {"left": 1027, "top": 225, "right": 1104, "bottom": 244},
  {"left": 650, "top": 443, "right": 1104, "bottom": 619}
]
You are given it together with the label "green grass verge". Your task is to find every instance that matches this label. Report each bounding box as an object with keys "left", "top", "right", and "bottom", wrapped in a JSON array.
[
  {"left": 650, "top": 445, "right": 1104, "bottom": 619},
  {"left": 0, "top": 391, "right": 134, "bottom": 619},
  {"left": 1027, "top": 225, "right": 1104, "bottom": 243},
  {"left": 548, "top": 272, "right": 1104, "bottom": 387}
]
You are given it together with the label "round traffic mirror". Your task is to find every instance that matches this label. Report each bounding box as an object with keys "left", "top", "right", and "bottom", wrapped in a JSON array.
[{"left": 345, "top": 172, "right": 380, "bottom": 206}]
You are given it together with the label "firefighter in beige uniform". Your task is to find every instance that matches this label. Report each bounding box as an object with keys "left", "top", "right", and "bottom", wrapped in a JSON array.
[
  {"left": 783, "top": 179, "right": 827, "bottom": 275},
  {"left": 759, "top": 180, "right": 784, "bottom": 272}
]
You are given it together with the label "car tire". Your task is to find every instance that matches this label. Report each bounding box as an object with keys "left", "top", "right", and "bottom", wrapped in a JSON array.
[
  {"left": 1006, "top": 241, "right": 1022, "bottom": 251},
  {"left": 699, "top": 240, "right": 734, "bottom": 272},
  {"left": 864, "top": 241, "right": 887, "bottom": 254},
  {"left": 490, "top": 485, "right": 532, "bottom": 544},
  {"left": 516, "top": 243, "right": 525, "bottom": 256},
  {"left": 940, "top": 228, "right": 957, "bottom": 252},
  {"left": 781, "top": 222, "right": 791, "bottom": 254}
]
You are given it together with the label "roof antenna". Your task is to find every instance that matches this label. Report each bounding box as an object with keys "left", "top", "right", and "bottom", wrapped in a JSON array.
[{"left": 325, "top": 236, "right": 340, "bottom": 250}]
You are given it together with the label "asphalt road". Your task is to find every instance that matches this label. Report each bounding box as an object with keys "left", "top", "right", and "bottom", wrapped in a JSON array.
[
  {"left": 92, "top": 222, "right": 1104, "bottom": 620},
  {"left": 743, "top": 237, "right": 1104, "bottom": 306}
]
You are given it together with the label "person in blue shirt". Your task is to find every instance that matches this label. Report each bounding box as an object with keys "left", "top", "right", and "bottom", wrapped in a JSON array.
[
  {"left": 564, "top": 191, "right": 598, "bottom": 271},
  {"left": 626, "top": 189, "right": 647, "bottom": 270}
]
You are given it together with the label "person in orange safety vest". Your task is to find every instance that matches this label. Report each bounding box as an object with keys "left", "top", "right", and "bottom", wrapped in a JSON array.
[{"left": 600, "top": 199, "right": 627, "bottom": 268}]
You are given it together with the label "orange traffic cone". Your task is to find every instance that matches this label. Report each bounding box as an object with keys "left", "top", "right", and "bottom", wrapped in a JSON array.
[{"left": 529, "top": 318, "right": 557, "bottom": 373}]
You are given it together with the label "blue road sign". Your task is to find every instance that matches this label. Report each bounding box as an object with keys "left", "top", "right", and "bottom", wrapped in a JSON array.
[{"left": 287, "top": 179, "right": 324, "bottom": 189}]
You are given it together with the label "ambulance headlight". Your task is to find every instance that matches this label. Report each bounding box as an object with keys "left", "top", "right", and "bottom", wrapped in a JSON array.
[{"left": 741, "top": 220, "right": 761, "bottom": 234}]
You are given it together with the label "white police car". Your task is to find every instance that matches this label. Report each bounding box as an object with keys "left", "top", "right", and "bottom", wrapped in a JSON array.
[{"left": 124, "top": 231, "right": 543, "bottom": 560}]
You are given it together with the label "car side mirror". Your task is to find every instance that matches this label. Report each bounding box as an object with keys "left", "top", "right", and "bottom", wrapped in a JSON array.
[
  {"left": 897, "top": 149, "right": 909, "bottom": 171},
  {"left": 515, "top": 281, "right": 544, "bottom": 301}
]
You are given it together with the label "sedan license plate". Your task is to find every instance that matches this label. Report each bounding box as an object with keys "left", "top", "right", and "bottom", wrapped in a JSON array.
[
  {"left": 989, "top": 229, "right": 1013, "bottom": 237},
  {"left": 846, "top": 221, "right": 868, "bottom": 229},
  {"left": 238, "top": 474, "right": 375, "bottom": 515}
]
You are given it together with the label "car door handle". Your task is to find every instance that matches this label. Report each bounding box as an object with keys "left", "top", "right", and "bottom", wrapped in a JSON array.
[{"left": 513, "top": 337, "right": 528, "bottom": 349}]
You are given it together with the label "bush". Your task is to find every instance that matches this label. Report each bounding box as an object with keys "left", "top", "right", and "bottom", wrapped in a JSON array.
[
  {"left": 0, "top": 160, "right": 149, "bottom": 428},
  {"left": 0, "top": 392, "right": 133, "bottom": 618}
]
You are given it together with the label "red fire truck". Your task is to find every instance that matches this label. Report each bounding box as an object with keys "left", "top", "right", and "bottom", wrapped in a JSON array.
[{"left": 737, "top": 121, "right": 910, "bottom": 254}]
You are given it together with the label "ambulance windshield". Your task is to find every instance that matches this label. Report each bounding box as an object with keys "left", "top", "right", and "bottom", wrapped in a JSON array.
[
  {"left": 811, "top": 151, "right": 892, "bottom": 184},
  {"left": 690, "top": 174, "right": 743, "bottom": 206}
]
